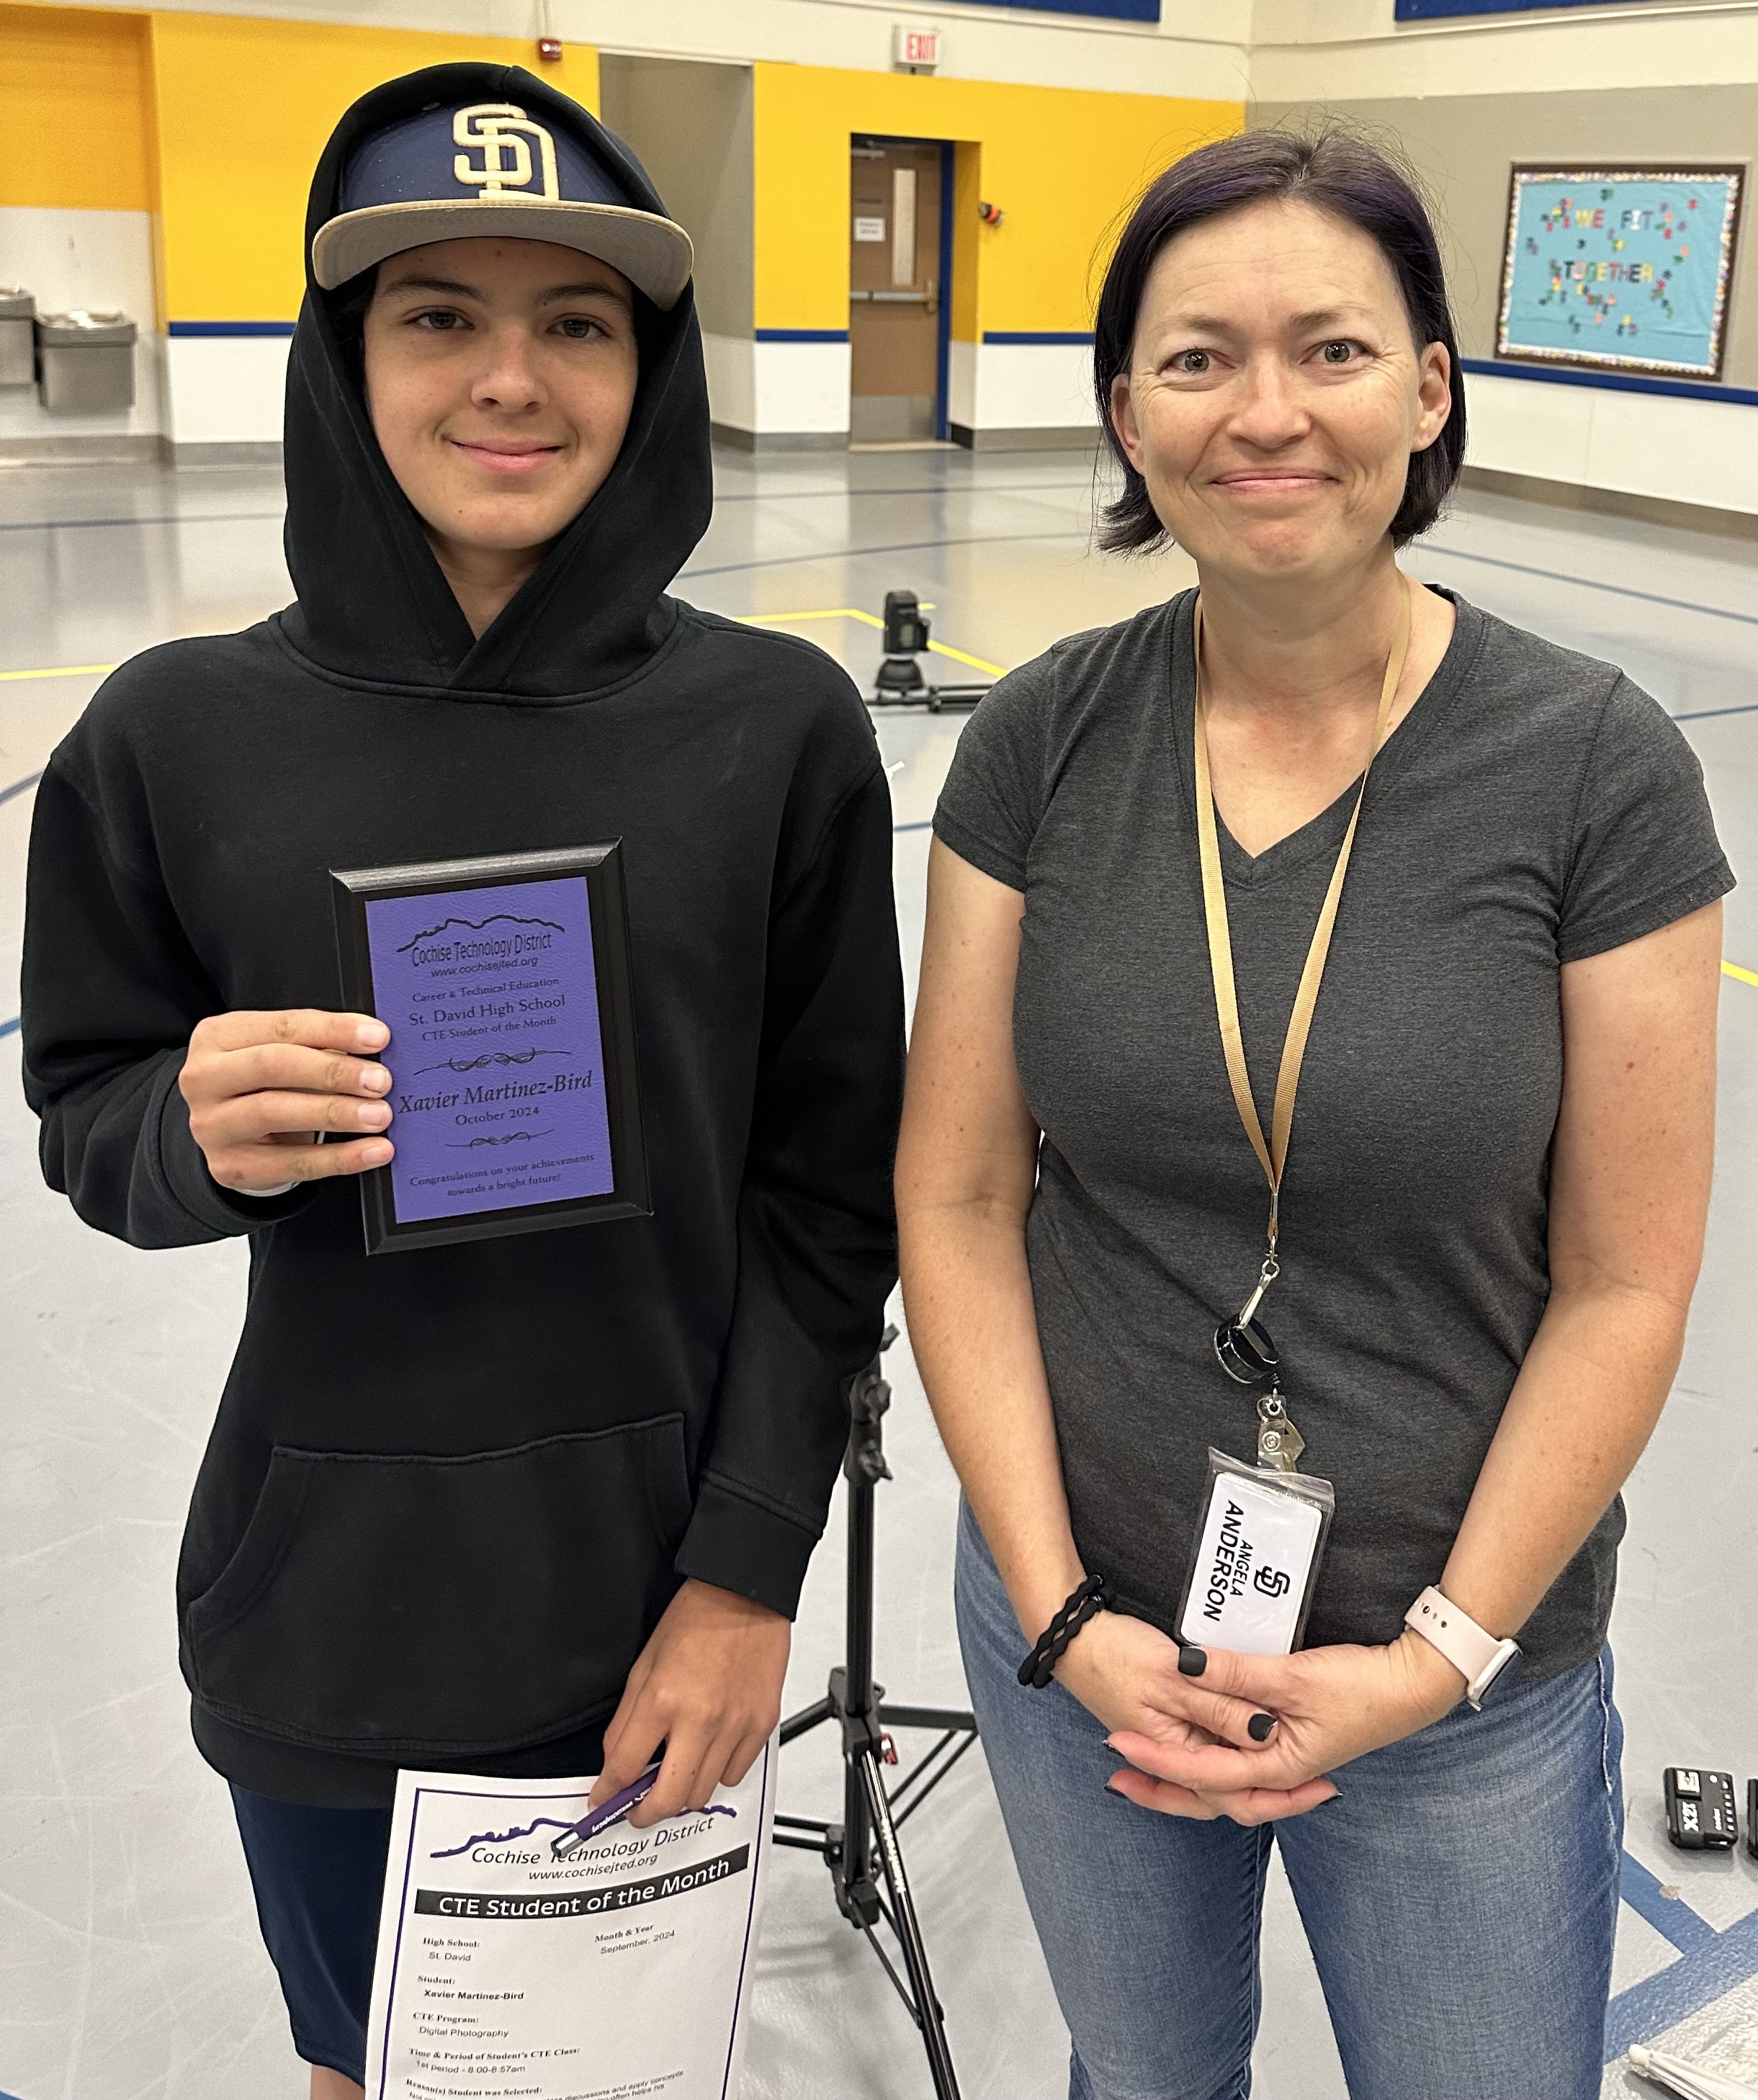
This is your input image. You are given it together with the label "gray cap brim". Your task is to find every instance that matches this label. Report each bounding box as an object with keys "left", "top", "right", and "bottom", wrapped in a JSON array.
[{"left": 312, "top": 197, "right": 694, "bottom": 309}]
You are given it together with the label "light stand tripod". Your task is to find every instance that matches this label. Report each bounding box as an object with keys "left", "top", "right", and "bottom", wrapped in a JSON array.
[{"left": 773, "top": 1327, "right": 978, "bottom": 2100}]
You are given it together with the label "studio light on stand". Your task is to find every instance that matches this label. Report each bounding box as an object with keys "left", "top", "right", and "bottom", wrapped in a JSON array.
[
  {"left": 773, "top": 1328, "right": 977, "bottom": 2100},
  {"left": 870, "top": 590, "right": 991, "bottom": 714}
]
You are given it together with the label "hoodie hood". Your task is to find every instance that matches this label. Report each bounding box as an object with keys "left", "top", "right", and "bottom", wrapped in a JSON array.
[{"left": 278, "top": 63, "right": 713, "bottom": 701}]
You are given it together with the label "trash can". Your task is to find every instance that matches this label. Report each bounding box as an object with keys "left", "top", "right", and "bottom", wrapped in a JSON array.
[
  {"left": 35, "top": 310, "right": 137, "bottom": 411},
  {"left": 0, "top": 287, "right": 34, "bottom": 387}
]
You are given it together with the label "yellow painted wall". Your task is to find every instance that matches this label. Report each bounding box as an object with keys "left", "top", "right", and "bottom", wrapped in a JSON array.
[
  {"left": 148, "top": 14, "right": 599, "bottom": 323},
  {"left": 0, "top": 3, "right": 153, "bottom": 212},
  {"left": 752, "top": 64, "right": 1241, "bottom": 338}
]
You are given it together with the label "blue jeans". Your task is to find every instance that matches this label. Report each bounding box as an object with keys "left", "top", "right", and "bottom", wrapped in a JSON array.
[{"left": 955, "top": 1502, "right": 1623, "bottom": 2100}]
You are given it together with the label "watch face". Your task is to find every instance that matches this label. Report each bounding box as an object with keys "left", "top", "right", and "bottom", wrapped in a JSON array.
[{"left": 1474, "top": 1646, "right": 1524, "bottom": 1709}]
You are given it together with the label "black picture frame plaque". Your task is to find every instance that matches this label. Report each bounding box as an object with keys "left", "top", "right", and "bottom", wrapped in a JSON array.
[{"left": 331, "top": 843, "right": 649, "bottom": 1256}]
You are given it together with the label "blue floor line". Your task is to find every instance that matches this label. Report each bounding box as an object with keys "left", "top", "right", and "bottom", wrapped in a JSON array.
[
  {"left": 713, "top": 479, "right": 1085, "bottom": 507},
  {"left": 1, "top": 769, "right": 42, "bottom": 807},
  {"left": 1606, "top": 1898, "right": 1758, "bottom": 2061},
  {"left": 680, "top": 528, "right": 1079, "bottom": 582},
  {"left": 1421, "top": 540, "right": 1758, "bottom": 629},
  {"left": 0, "top": 482, "right": 1089, "bottom": 534},
  {"left": 1675, "top": 701, "right": 1758, "bottom": 724},
  {"left": 0, "top": 511, "right": 285, "bottom": 534},
  {"left": 0, "top": 820, "right": 934, "bottom": 1044},
  {"left": 1619, "top": 1850, "right": 1718, "bottom": 1955}
]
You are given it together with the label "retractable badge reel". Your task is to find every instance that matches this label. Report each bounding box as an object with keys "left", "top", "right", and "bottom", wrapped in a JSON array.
[
  {"left": 1214, "top": 1249, "right": 1303, "bottom": 1471},
  {"left": 1178, "top": 580, "right": 1413, "bottom": 1656}
]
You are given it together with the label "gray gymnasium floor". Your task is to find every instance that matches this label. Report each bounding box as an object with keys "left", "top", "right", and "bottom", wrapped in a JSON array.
[{"left": 3, "top": 443, "right": 1758, "bottom": 2100}]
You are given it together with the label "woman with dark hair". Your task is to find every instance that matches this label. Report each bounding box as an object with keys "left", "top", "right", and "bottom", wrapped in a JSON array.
[{"left": 897, "top": 129, "right": 1728, "bottom": 2098}]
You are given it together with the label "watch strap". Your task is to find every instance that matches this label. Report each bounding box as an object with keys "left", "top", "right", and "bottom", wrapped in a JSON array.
[{"left": 1404, "top": 1587, "right": 1521, "bottom": 1710}]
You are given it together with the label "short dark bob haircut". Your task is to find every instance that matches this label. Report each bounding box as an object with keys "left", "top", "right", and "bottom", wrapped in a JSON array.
[{"left": 1093, "top": 127, "right": 1466, "bottom": 552}]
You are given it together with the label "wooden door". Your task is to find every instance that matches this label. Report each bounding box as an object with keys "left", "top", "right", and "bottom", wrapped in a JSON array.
[{"left": 849, "top": 139, "right": 942, "bottom": 444}]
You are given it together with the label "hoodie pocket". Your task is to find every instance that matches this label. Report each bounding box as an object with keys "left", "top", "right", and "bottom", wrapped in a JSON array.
[{"left": 185, "top": 1417, "right": 692, "bottom": 1755}]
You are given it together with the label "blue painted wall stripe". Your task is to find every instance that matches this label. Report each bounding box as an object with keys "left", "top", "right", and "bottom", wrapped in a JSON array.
[
  {"left": 1461, "top": 356, "right": 1758, "bottom": 410},
  {"left": 961, "top": 0, "right": 1157, "bottom": 14},
  {"left": 754, "top": 328, "right": 848, "bottom": 345},
  {"left": 1401, "top": 0, "right": 1643, "bottom": 14},
  {"left": 0, "top": 1016, "right": 19, "bottom": 1041},
  {"left": 168, "top": 320, "right": 297, "bottom": 338},
  {"left": 983, "top": 330, "right": 1094, "bottom": 347}
]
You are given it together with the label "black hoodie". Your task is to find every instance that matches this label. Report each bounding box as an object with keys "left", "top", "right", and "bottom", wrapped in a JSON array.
[{"left": 20, "top": 65, "right": 904, "bottom": 1808}]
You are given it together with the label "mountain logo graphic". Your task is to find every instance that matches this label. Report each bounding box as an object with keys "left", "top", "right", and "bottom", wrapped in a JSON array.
[{"left": 431, "top": 1766, "right": 737, "bottom": 1862}]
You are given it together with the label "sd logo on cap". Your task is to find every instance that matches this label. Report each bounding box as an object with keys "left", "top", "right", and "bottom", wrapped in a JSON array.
[{"left": 311, "top": 97, "right": 694, "bottom": 309}]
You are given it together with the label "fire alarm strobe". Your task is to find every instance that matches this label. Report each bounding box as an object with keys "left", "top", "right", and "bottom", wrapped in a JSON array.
[{"left": 1664, "top": 1767, "right": 1739, "bottom": 1849}]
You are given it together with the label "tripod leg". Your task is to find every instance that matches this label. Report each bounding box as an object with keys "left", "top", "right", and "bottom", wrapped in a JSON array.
[{"left": 857, "top": 1745, "right": 962, "bottom": 2100}]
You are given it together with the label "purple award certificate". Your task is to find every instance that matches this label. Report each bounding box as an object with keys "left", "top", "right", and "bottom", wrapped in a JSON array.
[{"left": 333, "top": 846, "right": 648, "bottom": 1255}]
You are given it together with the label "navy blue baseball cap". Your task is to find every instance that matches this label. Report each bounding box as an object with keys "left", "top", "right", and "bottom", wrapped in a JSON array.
[{"left": 311, "top": 97, "right": 693, "bottom": 308}]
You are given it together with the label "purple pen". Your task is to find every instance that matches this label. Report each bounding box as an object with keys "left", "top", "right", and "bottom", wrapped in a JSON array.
[{"left": 549, "top": 1764, "right": 660, "bottom": 1859}]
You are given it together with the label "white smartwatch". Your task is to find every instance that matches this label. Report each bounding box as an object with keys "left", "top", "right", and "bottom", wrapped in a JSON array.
[{"left": 1404, "top": 1587, "right": 1523, "bottom": 1711}]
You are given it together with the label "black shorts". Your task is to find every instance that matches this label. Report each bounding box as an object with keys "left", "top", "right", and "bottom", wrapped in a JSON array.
[{"left": 230, "top": 1784, "right": 392, "bottom": 2084}]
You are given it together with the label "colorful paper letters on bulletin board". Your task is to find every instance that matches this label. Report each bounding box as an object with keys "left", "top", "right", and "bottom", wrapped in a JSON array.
[{"left": 1497, "top": 168, "right": 1744, "bottom": 380}]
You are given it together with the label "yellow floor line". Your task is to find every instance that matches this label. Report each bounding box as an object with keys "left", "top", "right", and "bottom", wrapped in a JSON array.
[
  {"left": 927, "top": 639, "right": 1007, "bottom": 676},
  {"left": 736, "top": 607, "right": 1006, "bottom": 678},
  {"left": 0, "top": 662, "right": 119, "bottom": 683},
  {"left": 1723, "top": 960, "right": 1758, "bottom": 987}
]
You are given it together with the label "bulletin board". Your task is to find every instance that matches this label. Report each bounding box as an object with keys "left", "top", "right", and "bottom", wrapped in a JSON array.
[{"left": 1497, "top": 166, "right": 1744, "bottom": 380}]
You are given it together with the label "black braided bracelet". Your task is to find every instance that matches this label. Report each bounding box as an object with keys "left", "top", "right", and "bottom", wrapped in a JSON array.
[{"left": 1018, "top": 1574, "right": 1112, "bottom": 1689}]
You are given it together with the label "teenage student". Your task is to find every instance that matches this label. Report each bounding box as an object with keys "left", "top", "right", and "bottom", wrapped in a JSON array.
[
  {"left": 897, "top": 129, "right": 1728, "bottom": 2100},
  {"left": 22, "top": 63, "right": 902, "bottom": 2098}
]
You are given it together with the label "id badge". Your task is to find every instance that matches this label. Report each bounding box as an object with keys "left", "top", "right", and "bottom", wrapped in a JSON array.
[{"left": 1175, "top": 1448, "right": 1335, "bottom": 1656}]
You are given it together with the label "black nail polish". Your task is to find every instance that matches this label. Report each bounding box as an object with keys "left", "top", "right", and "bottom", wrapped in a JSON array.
[
  {"left": 1248, "top": 1712, "right": 1276, "bottom": 1743},
  {"left": 1178, "top": 1643, "right": 1208, "bottom": 1677}
]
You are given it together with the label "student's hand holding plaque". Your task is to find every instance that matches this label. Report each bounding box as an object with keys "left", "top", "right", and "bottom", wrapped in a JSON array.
[{"left": 180, "top": 1008, "right": 395, "bottom": 1191}]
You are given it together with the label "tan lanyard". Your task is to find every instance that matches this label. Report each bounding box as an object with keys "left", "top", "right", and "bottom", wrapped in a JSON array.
[{"left": 1192, "top": 573, "right": 1413, "bottom": 1259}]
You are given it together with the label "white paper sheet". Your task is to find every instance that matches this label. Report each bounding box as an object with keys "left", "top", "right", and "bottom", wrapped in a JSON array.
[{"left": 364, "top": 1744, "right": 773, "bottom": 2100}]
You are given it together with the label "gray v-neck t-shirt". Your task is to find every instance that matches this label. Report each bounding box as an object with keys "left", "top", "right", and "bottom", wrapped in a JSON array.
[{"left": 933, "top": 588, "right": 1732, "bottom": 1677}]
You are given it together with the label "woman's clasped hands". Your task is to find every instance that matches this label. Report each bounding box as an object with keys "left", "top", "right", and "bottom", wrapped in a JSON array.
[{"left": 1054, "top": 1610, "right": 1468, "bottom": 1825}]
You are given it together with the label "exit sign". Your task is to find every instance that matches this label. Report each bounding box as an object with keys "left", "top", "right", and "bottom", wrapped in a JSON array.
[{"left": 894, "top": 24, "right": 941, "bottom": 68}]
